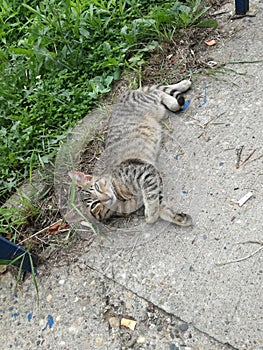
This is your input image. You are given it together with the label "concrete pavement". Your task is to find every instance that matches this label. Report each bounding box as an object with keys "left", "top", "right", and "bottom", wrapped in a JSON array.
[{"left": 1, "top": 2, "right": 262, "bottom": 349}]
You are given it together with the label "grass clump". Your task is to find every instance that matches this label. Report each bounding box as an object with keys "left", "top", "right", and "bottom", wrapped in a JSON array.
[{"left": 0, "top": 0, "right": 216, "bottom": 240}]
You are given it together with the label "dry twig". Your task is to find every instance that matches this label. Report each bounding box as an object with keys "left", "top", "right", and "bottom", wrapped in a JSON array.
[
  {"left": 18, "top": 219, "right": 65, "bottom": 245},
  {"left": 216, "top": 241, "right": 263, "bottom": 266},
  {"left": 235, "top": 145, "right": 244, "bottom": 169},
  {"left": 240, "top": 148, "right": 256, "bottom": 166}
]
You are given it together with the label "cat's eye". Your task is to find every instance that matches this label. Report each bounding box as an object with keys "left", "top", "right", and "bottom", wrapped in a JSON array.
[
  {"left": 90, "top": 201, "right": 99, "bottom": 211},
  {"left": 94, "top": 183, "right": 101, "bottom": 193}
]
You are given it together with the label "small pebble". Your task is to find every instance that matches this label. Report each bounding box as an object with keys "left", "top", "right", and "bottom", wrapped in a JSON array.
[
  {"left": 125, "top": 291, "right": 132, "bottom": 298},
  {"left": 179, "top": 323, "right": 189, "bottom": 332},
  {"left": 108, "top": 316, "right": 120, "bottom": 329},
  {"left": 95, "top": 337, "right": 103, "bottom": 346},
  {"left": 68, "top": 326, "right": 78, "bottom": 334},
  {"left": 125, "top": 301, "right": 132, "bottom": 309},
  {"left": 189, "top": 265, "right": 194, "bottom": 272},
  {"left": 39, "top": 319, "right": 46, "bottom": 328},
  {"left": 170, "top": 344, "right": 179, "bottom": 350},
  {"left": 137, "top": 336, "right": 146, "bottom": 344},
  {"left": 58, "top": 279, "right": 65, "bottom": 285},
  {"left": 46, "top": 294, "right": 52, "bottom": 302}
]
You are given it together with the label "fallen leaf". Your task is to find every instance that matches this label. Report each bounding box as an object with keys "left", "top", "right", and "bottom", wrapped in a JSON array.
[
  {"left": 45, "top": 221, "right": 68, "bottom": 235},
  {"left": 204, "top": 39, "right": 216, "bottom": 46}
]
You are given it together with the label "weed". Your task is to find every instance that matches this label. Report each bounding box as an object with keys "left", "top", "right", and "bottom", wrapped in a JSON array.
[{"left": 0, "top": 251, "right": 38, "bottom": 298}]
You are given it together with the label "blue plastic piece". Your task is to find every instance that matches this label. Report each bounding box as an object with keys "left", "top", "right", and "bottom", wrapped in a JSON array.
[
  {"left": 182, "top": 100, "right": 191, "bottom": 111},
  {"left": 42, "top": 315, "right": 54, "bottom": 331},
  {"left": 198, "top": 81, "right": 207, "bottom": 108},
  {"left": 0, "top": 236, "right": 36, "bottom": 272}
]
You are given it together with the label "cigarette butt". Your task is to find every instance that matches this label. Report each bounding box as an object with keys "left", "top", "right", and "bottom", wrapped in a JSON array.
[
  {"left": 238, "top": 191, "right": 253, "bottom": 207},
  {"left": 121, "top": 318, "right": 137, "bottom": 330}
]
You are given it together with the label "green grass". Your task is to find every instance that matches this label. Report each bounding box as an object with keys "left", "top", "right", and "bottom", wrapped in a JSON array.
[{"left": 0, "top": 0, "right": 217, "bottom": 241}]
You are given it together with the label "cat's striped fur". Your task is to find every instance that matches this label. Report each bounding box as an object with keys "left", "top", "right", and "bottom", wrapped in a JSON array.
[{"left": 69, "top": 79, "right": 192, "bottom": 226}]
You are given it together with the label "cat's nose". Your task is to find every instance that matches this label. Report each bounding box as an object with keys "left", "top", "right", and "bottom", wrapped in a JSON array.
[{"left": 100, "top": 194, "right": 114, "bottom": 203}]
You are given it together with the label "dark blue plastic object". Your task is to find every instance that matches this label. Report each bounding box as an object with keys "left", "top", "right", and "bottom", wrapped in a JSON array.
[
  {"left": 0, "top": 236, "right": 36, "bottom": 272},
  {"left": 235, "top": 0, "right": 249, "bottom": 15}
]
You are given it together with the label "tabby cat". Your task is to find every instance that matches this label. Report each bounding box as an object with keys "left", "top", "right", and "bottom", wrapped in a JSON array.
[{"left": 69, "top": 79, "right": 192, "bottom": 226}]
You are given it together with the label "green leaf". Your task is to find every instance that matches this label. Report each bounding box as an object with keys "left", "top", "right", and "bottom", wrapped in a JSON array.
[
  {"left": 140, "top": 40, "right": 158, "bottom": 52},
  {"left": 10, "top": 47, "right": 34, "bottom": 56},
  {"left": 79, "top": 27, "right": 90, "bottom": 39},
  {"left": 196, "top": 19, "right": 218, "bottom": 29}
]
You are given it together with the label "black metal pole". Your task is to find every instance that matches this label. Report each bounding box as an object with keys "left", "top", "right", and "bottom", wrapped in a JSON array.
[{"left": 235, "top": 0, "right": 249, "bottom": 15}]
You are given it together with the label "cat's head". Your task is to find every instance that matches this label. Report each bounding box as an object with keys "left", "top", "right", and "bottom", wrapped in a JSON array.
[{"left": 68, "top": 171, "right": 116, "bottom": 220}]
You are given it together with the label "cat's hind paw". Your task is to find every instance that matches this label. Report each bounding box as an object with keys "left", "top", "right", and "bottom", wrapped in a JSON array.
[
  {"left": 176, "top": 79, "right": 192, "bottom": 92},
  {"left": 173, "top": 213, "right": 193, "bottom": 227}
]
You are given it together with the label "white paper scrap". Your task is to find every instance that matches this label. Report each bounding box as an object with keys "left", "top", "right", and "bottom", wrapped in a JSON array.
[{"left": 237, "top": 191, "right": 254, "bottom": 207}]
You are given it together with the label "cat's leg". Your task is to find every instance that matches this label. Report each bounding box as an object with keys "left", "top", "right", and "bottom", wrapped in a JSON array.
[
  {"left": 158, "top": 80, "right": 192, "bottom": 112},
  {"left": 138, "top": 165, "right": 192, "bottom": 225},
  {"left": 156, "top": 79, "right": 191, "bottom": 96},
  {"left": 159, "top": 201, "right": 192, "bottom": 226},
  {"left": 160, "top": 92, "right": 185, "bottom": 112},
  {"left": 138, "top": 165, "right": 162, "bottom": 224},
  {"left": 162, "top": 79, "right": 192, "bottom": 93},
  {"left": 144, "top": 198, "right": 160, "bottom": 224}
]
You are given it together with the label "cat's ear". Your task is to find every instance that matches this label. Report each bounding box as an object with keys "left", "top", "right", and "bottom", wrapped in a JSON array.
[{"left": 68, "top": 171, "right": 92, "bottom": 187}]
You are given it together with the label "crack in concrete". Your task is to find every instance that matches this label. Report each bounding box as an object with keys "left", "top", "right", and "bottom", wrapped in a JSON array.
[{"left": 85, "top": 263, "right": 240, "bottom": 350}]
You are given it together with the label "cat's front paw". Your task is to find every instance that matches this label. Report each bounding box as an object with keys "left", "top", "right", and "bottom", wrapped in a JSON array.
[{"left": 145, "top": 208, "right": 159, "bottom": 224}]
